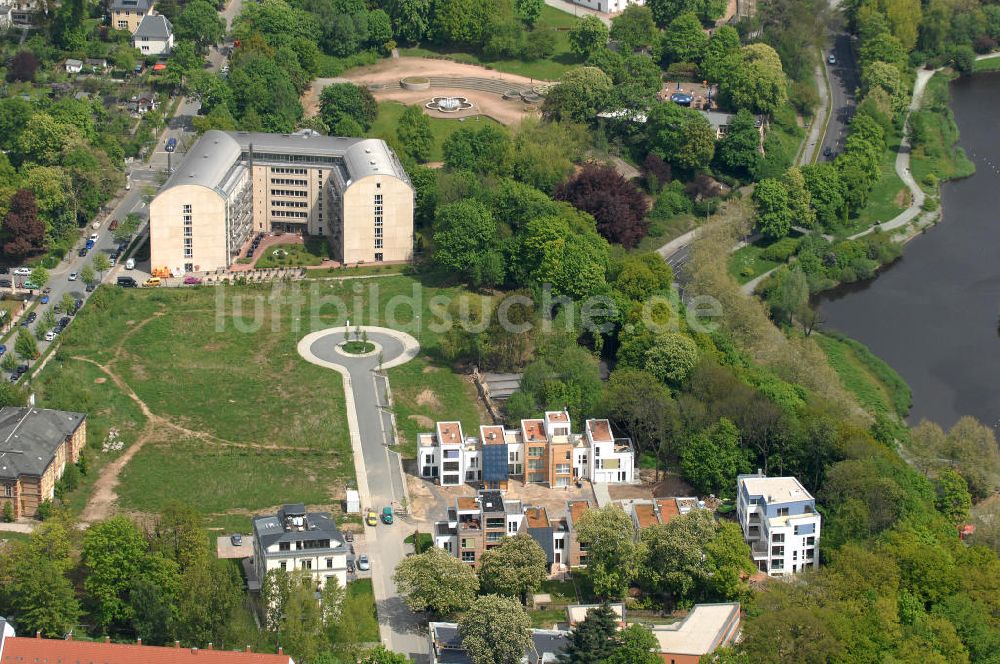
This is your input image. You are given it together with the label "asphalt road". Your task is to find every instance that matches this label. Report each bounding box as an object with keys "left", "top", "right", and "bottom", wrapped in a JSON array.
[
  {"left": 819, "top": 32, "right": 860, "bottom": 162},
  {"left": 305, "top": 331, "right": 429, "bottom": 661},
  {"left": 3, "top": 184, "right": 149, "bottom": 382}
]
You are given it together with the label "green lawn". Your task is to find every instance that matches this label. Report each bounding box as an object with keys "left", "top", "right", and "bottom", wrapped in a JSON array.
[
  {"left": 973, "top": 55, "right": 1000, "bottom": 73},
  {"left": 302, "top": 263, "right": 410, "bottom": 280},
  {"left": 843, "top": 131, "right": 907, "bottom": 234},
  {"left": 728, "top": 241, "right": 783, "bottom": 284},
  {"left": 369, "top": 102, "right": 500, "bottom": 162},
  {"left": 118, "top": 441, "right": 339, "bottom": 514},
  {"left": 398, "top": 6, "right": 584, "bottom": 81},
  {"left": 33, "top": 275, "right": 488, "bottom": 521},
  {"left": 909, "top": 72, "right": 976, "bottom": 192},
  {"left": 345, "top": 579, "right": 380, "bottom": 642},
  {"left": 814, "top": 332, "right": 911, "bottom": 418},
  {"left": 634, "top": 213, "right": 699, "bottom": 254},
  {"left": 255, "top": 239, "right": 331, "bottom": 268}
]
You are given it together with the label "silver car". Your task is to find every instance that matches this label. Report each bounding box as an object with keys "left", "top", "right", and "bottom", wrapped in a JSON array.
[{"left": 357, "top": 554, "right": 370, "bottom": 571}]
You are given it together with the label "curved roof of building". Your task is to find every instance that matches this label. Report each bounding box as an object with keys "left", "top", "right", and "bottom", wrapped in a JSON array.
[
  {"left": 159, "top": 130, "right": 243, "bottom": 196},
  {"left": 159, "top": 130, "right": 410, "bottom": 195}
]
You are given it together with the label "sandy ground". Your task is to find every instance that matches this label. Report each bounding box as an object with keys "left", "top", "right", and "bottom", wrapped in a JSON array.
[{"left": 302, "top": 57, "right": 544, "bottom": 126}]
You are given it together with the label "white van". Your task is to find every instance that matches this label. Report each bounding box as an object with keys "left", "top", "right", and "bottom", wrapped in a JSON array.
[{"left": 125, "top": 258, "right": 136, "bottom": 270}]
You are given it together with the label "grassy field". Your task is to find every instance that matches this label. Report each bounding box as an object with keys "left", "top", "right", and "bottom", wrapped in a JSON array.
[
  {"left": 845, "top": 130, "right": 908, "bottom": 234},
  {"left": 973, "top": 55, "right": 1000, "bottom": 73},
  {"left": 399, "top": 6, "right": 583, "bottom": 81},
  {"left": 814, "top": 332, "right": 912, "bottom": 417},
  {"left": 370, "top": 102, "right": 500, "bottom": 162},
  {"left": 32, "top": 275, "right": 488, "bottom": 522},
  {"left": 345, "top": 579, "right": 380, "bottom": 642},
  {"left": 909, "top": 72, "right": 976, "bottom": 192},
  {"left": 255, "top": 240, "right": 330, "bottom": 268},
  {"left": 634, "top": 213, "right": 699, "bottom": 254},
  {"left": 302, "top": 263, "right": 410, "bottom": 280},
  {"left": 728, "top": 241, "right": 783, "bottom": 284}
]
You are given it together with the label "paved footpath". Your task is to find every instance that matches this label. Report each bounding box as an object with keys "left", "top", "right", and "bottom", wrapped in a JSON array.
[{"left": 297, "top": 327, "right": 429, "bottom": 661}]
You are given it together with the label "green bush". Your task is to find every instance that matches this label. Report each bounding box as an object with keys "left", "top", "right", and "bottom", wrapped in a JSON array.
[
  {"left": 651, "top": 183, "right": 692, "bottom": 218},
  {"left": 35, "top": 499, "right": 52, "bottom": 521},
  {"left": 666, "top": 62, "right": 698, "bottom": 80},
  {"left": 760, "top": 237, "right": 800, "bottom": 262},
  {"left": 2, "top": 501, "right": 13, "bottom": 522},
  {"left": 922, "top": 196, "right": 940, "bottom": 211}
]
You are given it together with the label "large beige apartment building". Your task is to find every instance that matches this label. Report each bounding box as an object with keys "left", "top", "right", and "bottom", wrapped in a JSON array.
[{"left": 149, "top": 130, "right": 414, "bottom": 275}]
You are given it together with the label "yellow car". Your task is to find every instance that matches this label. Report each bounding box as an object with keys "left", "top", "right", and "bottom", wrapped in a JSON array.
[
  {"left": 365, "top": 511, "right": 378, "bottom": 527},
  {"left": 142, "top": 277, "right": 161, "bottom": 288}
]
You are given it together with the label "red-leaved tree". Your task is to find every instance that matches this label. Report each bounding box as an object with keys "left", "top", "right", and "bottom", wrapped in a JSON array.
[
  {"left": 8, "top": 51, "right": 40, "bottom": 83},
  {"left": 3, "top": 189, "right": 46, "bottom": 256},
  {"left": 555, "top": 163, "right": 650, "bottom": 248}
]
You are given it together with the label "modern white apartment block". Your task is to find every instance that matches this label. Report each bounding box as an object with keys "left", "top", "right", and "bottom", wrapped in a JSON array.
[
  {"left": 737, "top": 473, "right": 820, "bottom": 576},
  {"left": 417, "top": 411, "right": 635, "bottom": 489},
  {"left": 251, "top": 504, "right": 348, "bottom": 589},
  {"left": 149, "top": 130, "right": 413, "bottom": 275}
]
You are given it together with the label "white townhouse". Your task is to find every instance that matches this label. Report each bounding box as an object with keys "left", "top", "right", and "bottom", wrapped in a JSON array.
[
  {"left": 737, "top": 472, "right": 821, "bottom": 576},
  {"left": 252, "top": 504, "right": 348, "bottom": 588},
  {"left": 417, "top": 411, "right": 635, "bottom": 489}
]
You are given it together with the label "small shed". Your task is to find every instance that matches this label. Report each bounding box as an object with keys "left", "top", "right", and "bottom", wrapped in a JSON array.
[
  {"left": 64, "top": 59, "right": 83, "bottom": 74},
  {"left": 345, "top": 489, "right": 361, "bottom": 514}
]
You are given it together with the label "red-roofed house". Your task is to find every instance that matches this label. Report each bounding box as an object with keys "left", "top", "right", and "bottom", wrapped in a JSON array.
[{"left": 0, "top": 626, "right": 294, "bottom": 664}]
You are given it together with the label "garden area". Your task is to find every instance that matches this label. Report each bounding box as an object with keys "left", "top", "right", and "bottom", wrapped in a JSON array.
[
  {"left": 255, "top": 239, "right": 331, "bottom": 268},
  {"left": 909, "top": 72, "right": 976, "bottom": 193},
  {"left": 369, "top": 102, "right": 501, "bottom": 162}
]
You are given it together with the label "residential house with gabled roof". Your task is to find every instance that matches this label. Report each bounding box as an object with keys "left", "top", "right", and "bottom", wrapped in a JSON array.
[
  {"left": 132, "top": 13, "right": 173, "bottom": 55},
  {"left": 109, "top": 0, "right": 153, "bottom": 33},
  {"left": 429, "top": 622, "right": 568, "bottom": 664},
  {"left": 0, "top": 622, "right": 295, "bottom": 663},
  {"left": 0, "top": 407, "right": 86, "bottom": 519}
]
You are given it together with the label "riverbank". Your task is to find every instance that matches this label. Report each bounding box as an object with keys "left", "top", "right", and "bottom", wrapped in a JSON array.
[{"left": 817, "top": 69, "right": 1000, "bottom": 427}]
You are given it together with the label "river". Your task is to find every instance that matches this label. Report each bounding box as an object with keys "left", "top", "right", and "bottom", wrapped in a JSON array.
[{"left": 818, "top": 71, "right": 1000, "bottom": 430}]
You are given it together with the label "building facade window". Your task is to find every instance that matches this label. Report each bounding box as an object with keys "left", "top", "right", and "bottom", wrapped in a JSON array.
[
  {"left": 374, "top": 252, "right": 383, "bottom": 261},
  {"left": 279, "top": 561, "right": 287, "bottom": 570},
  {"left": 374, "top": 238, "right": 383, "bottom": 249},
  {"left": 271, "top": 167, "right": 307, "bottom": 175},
  {"left": 3, "top": 485, "right": 11, "bottom": 497},
  {"left": 461, "top": 551, "right": 475, "bottom": 562},
  {"left": 270, "top": 178, "right": 307, "bottom": 186},
  {"left": 326, "top": 558, "right": 333, "bottom": 569}
]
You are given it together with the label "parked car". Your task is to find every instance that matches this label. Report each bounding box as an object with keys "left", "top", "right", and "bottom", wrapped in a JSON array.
[
  {"left": 68, "top": 272, "right": 78, "bottom": 281},
  {"left": 117, "top": 276, "right": 138, "bottom": 288},
  {"left": 109, "top": 219, "right": 119, "bottom": 231},
  {"left": 85, "top": 239, "right": 94, "bottom": 250},
  {"left": 59, "top": 317, "right": 71, "bottom": 327},
  {"left": 125, "top": 258, "right": 136, "bottom": 270},
  {"left": 12, "top": 267, "right": 30, "bottom": 276},
  {"left": 85, "top": 283, "right": 96, "bottom": 292},
  {"left": 828, "top": 53, "right": 837, "bottom": 65},
  {"left": 183, "top": 276, "right": 203, "bottom": 285},
  {"left": 346, "top": 560, "right": 355, "bottom": 574},
  {"left": 78, "top": 247, "right": 89, "bottom": 257},
  {"left": 39, "top": 295, "right": 49, "bottom": 304},
  {"left": 89, "top": 233, "right": 99, "bottom": 242},
  {"left": 0, "top": 279, "right": 11, "bottom": 288},
  {"left": 344, "top": 531, "right": 354, "bottom": 542},
  {"left": 165, "top": 137, "right": 178, "bottom": 153},
  {"left": 365, "top": 511, "right": 378, "bottom": 527},
  {"left": 21, "top": 312, "right": 36, "bottom": 326},
  {"left": 142, "top": 277, "right": 161, "bottom": 288},
  {"left": 357, "top": 555, "right": 370, "bottom": 571},
  {"left": 23, "top": 281, "right": 37, "bottom": 290},
  {"left": 381, "top": 506, "right": 394, "bottom": 525},
  {"left": 15, "top": 364, "right": 27, "bottom": 375},
  {"left": 0, "top": 345, "right": 6, "bottom": 357},
  {"left": 823, "top": 146, "right": 833, "bottom": 158},
  {"left": 44, "top": 330, "right": 55, "bottom": 341},
  {"left": 0, "top": 267, "right": 7, "bottom": 274},
  {"left": 230, "top": 534, "right": 243, "bottom": 546}
]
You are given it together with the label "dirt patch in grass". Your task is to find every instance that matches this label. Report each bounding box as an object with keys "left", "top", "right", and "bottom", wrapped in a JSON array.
[
  {"left": 422, "top": 366, "right": 439, "bottom": 374},
  {"left": 408, "top": 414, "right": 435, "bottom": 428},
  {"left": 894, "top": 188, "right": 912, "bottom": 207},
  {"left": 415, "top": 388, "right": 442, "bottom": 409},
  {"left": 94, "top": 377, "right": 106, "bottom": 384}
]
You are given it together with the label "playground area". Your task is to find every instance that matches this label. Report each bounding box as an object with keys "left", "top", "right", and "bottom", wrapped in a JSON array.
[{"left": 302, "top": 57, "right": 548, "bottom": 126}]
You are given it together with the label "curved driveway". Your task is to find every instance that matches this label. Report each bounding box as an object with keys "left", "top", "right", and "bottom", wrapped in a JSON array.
[{"left": 298, "top": 326, "right": 429, "bottom": 660}]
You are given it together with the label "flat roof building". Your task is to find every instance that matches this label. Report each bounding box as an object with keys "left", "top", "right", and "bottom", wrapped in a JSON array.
[
  {"left": 149, "top": 130, "right": 413, "bottom": 276},
  {"left": 651, "top": 603, "right": 741, "bottom": 664},
  {"left": 737, "top": 472, "right": 820, "bottom": 576}
]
